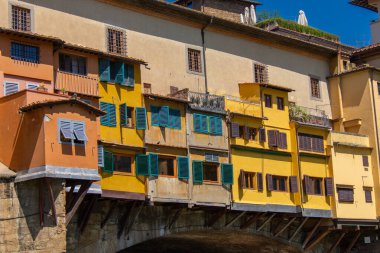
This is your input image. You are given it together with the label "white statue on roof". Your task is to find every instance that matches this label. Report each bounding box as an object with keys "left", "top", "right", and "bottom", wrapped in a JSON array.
[{"left": 298, "top": 10, "right": 308, "bottom": 26}]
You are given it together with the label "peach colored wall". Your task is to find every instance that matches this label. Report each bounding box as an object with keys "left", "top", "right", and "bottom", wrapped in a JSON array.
[
  {"left": 1, "top": 74, "right": 53, "bottom": 96},
  {"left": 0, "top": 34, "right": 54, "bottom": 84}
]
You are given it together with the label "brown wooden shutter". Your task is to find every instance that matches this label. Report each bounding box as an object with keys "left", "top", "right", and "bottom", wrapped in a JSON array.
[
  {"left": 324, "top": 177, "right": 333, "bottom": 196},
  {"left": 365, "top": 189, "right": 372, "bottom": 203},
  {"left": 268, "top": 130, "right": 278, "bottom": 147},
  {"left": 259, "top": 128, "right": 266, "bottom": 142},
  {"left": 304, "top": 175, "right": 311, "bottom": 195},
  {"left": 347, "top": 189, "right": 354, "bottom": 202},
  {"left": 239, "top": 169, "right": 245, "bottom": 189},
  {"left": 289, "top": 176, "right": 298, "bottom": 193},
  {"left": 278, "top": 132, "right": 287, "bottom": 149},
  {"left": 338, "top": 188, "right": 354, "bottom": 202},
  {"left": 244, "top": 126, "right": 250, "bottom": 141},
  {"left": 298, "top": 134, "right": 304, "bottom": 150},
  {"left": 257, "top": 173, "right": 263, "bottom": 192},
  {"left": 230, "top": 123, "right": 240, "bottom": 138},
  {"left": 266, "top": 174, "right": 273, "bottom": 191},
  {"left": 363, "top": 156, "right": 369, "bottom": 167}
]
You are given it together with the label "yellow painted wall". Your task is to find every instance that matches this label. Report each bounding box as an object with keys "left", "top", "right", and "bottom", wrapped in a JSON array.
[
  {"left": 99, "top": 64, "right": 145, "bottom": 194},
  {"left": 330, "top": 132, "right": 377, "bottom": 220}
]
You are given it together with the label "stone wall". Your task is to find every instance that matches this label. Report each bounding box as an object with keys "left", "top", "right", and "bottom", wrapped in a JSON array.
[
  {"left": 0, "top": 178, "right": 66, "bottom": 253},
  {"left": 203, "top": 0, "right": 249, "bottom": 23}
]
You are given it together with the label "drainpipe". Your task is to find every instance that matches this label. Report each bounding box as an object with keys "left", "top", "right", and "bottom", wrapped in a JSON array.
[
  {"left": 226, "top": 110, "right": 233, "bottom": 208},
  {"left": 201, "top": 16, "right": 214, "bottom": 94},
  {"left": 185, "top": 104, "right": 193, "bottom": 207},
  {"left": 295, "top": 124, "right": 305, "bottom": 206}
]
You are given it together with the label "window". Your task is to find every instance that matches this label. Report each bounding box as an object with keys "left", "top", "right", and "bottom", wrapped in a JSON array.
[
  {"left": 264, "top": 94, "right": 272, "bottom": 108},
  {"left": 144, "top": 83, "right": 152, "bottom": 94},
  {"left": 26, "top": 83, "right": 38, "bottom": 90},
  {"left": 120, "top": 104, "right": 134, "bottom": 128},
  {"left": 205, "top": 153, "right": 219, "bottom": 163},
  {"left": 59, "top": 54, "right": 87, "bottom": 75},
  {"left": 58, "top": 119, "right": 87, "bottom": 145},
  {"left": 273, "top": 176, "right": 287, "bottom": 192},
  {"left": 4, "top": 82, "right": 19, "bottom": 96},
  {"left": 298, "top": 133, "right": 324, "bottom": 153},
  {"left": 107, "top": 28, "right": 126, "bottom": 55},
  {"left": 99, "top": 59, "right": 134, "bottom": 86},
  {"left": 277, "top": 97, "right": 284, "bottom": 110},
  {"left": 158, "top": 157, "right": 175, "bottom": 176},
  {"left": 267, "top": 130, "right": 287, "bottom": 149},
  {"left": 11, "top": 42, "right": 39, "bottom": 63},
  {"left": 310, "top": 78, "right": 321, "bottom": 99},
  {"left": 203, "top": 163, "right": 218, "bottom": 183},
  {"left": 337, "top": 187, "right": 354, "bottom": 203},
  {"left": 377, "top": 82, "right": 380, "bottom": 95},
  {"left": 187, "top": 48, "right": 202, "bottom": 73},
  {"left": 364, "top": 188, "right": 373, "bottom": 203},
  {"left": 243, "top": 172, "right": 255, "bottom": 189},
  {"left": 151, "top": 106, "right": 181, "bottom": 129},
  {"left": 113, "top": 154, "right": 132, "bottom": 173},
  {"left": 254, "top": 63, "right": 268, "bottom": 84},
  {"left": 11, "top": 5, "right": 31, "bottom": 31},
  {"left": 100, "top": 102, "right": 116, "bottom": 127},
  {"left": 309, "top": 177, "right": 323, "bottom": 195},
  {"left": 238, "top": 125, "right": 245, "bottom": 139},
  {"left": 193, "top": 114, "right": 222, "bottom": 135},
  {"left": 362, "top": 155, "right": 369, "bottom": 167}
]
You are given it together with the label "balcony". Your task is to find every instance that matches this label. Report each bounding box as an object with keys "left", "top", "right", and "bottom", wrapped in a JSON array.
[
  {"left": 289, "top": 104, "right": 331, "bottom": 128},
  {"left": 55, "top": 70, "right": 99, "bottom": 97}
]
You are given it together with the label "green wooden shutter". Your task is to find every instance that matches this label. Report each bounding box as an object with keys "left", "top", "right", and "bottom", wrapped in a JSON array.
[
  {"left": 159, "top": 106, "right": 169, "bottom": 127},
  {"left": 135, "top": 154, "right": 149, "bottom": 176},
  {"left": 108, "top": 103, "right": 116, "bottom": 127},
  {"left": 221, "top": 163, "right": 233, "bottom": 185},
  {"left": 194, "top": 114, "right": 201, "bottom": 132},
  {"left": 120, "top": 103, "right": 127, "bottom": 127},
  {"left": 114, "top": 61, "right": 125, "bottom": 84},
  {"left": 177, "top": 157, "right": 189, "bottom": 179},
  {"left": 100, "top": 102, "right": 109, "bottom": 126},
  {"left": 201, "top": 114, "right": 208, "bottom": 133},
  {"left": 135, "top": 107, "right": 147, "bottom": 130},
  {"left": 149, "top": 153, "right": 159, "bottom": 176},
  {"left": 215, "top": 117, "right": 222, "bottom": 135},
  {"left": 99, "top": 59, "right": 110, "bottom": 82},
  {"left": 209, "top": 116, "right": 216, "bottom": 134},
  {"left": 192, "top": 161, "right": 203, "bottom": 184},
  {"left": 125, "top": 63, "right": 135, "bottom": 87},
  {"left": 103, "top": 151, "right": 114, "bottom": 173},
  {"left": 169, "top": 108, "right": 181, "bottom": 129},
  {"left": 151, "top": 106, "right": 160, "bottom": 126}
]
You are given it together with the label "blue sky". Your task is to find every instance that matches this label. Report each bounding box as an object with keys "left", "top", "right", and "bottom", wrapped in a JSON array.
[{"left": 167, "top": 0, "right": 377, "bottom": 47}]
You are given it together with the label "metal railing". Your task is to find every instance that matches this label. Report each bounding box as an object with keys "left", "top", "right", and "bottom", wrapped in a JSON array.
[
  {"left": 55, "top": 70, "right": 99, "bottom": 97},
  {"left": 188, "top": 91, "right": 225, "bottom": 114},
  {"left": 289, "top": 104, "right": 331, "bottom": 128}
]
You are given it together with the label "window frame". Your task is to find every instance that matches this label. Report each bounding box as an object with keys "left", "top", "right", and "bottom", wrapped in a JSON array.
[
  {"left": 112, "top": 153, "right": 134, "bottom": 175},
  {"left": 158, "top": 155, "right": 177, "bottom": 178},
  {"left": 186, "top": 46, "right": 204, "bottom": 75},
  {"left": 253, "top": 62, "right": 268, "bottom": 84},
  {"left": 58, "top": 118, "right": 87, "bottom": 146},
  {"left": 58, "top": 53, "right": 87, "bottom": 76},
  {"left": 10, "top": 4, "right": 32, "bottom": 32},
  {"left": 377, "top": 82, "right": 380, "bottom": 96},
  {"left": 337, "top": 187, "right": 354, "bottom": 203},
  {"left": 277, "top": 97, "right": 284, "bottom": 110},
  {"left": 309, "top": 177, "right": 323, "bottom": 196},
  {"left": 310, "top": 77, "right": 322, "bottom": 100},
  {"left": 203, "top": 162, "right": 219, "bottom": 184},
  {"left": 264, "top": 94, "right": 272, "bottom": 108},
  {"left": 272, "top": 176, "right": 287, "bottom": 192},
  {"left": 364, "top": 187, "right": 373, "bottom": 203},
  {"left": 4, "top": 81, "right": 19, "bottom": 96},
  {"left": 10, "top": 42, "right": 39, "bottom": 63},
  {"left": 106, "top": 26, "right": 126, "bottom": 55},
  {"left": 242, "top": 171, "right": 256, "bottom": 190}
]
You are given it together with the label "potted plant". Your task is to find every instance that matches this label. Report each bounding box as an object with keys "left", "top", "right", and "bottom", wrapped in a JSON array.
[{"left": 37, "top": 83, "right": 48, "bottom": 92}]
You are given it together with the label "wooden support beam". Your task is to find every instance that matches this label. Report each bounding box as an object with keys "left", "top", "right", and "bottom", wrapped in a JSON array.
[
  {"left": 302, "top": 218, "right": 323, "bottom": 248},
  {"left": 168, "top": 207, "right": 186, "bottom": 230},
  {"left": 101, "top": 200, "right": 118, "bottom": 228},
  {"left": 225, "top": 211, "right": 246, "bottom": 228},
  {"left": 45, "top": 178, "right": 57, "bottom": 226},
  {"left": 343, "top": 230, "right": 361, "bottom": 253},
  {"left": 206, "top": 209, "right": 226, "bottom": 228},
  {"left": 125, "top": 201, "right": 144, "bottom": 236},
  {"left": 79, "top": 195, "right": 98, "bottom": 234},
  {"left": 240, "top": 212, "right": 263, "bottom": 230},
  {"left": 257, "top": 213, "right": 276, "bottom": 232},
  {"left": 327, "top": 232, "right": 346, "bottom": 253},
  {"left": 39, "top": 179, "right": 45, "bottom": 227},
  {"left": 118, "top": 201, "right": 136, "bottom": 239},
  {"left": 289, "top": 217, "right": 309, "bottom": 242},
  {"left": 304, "top": 229, "right": 331, "bottom": 251},
  {"left": 66, "top": 181, "right": 91, "bottom": 226},
  {"left": 274, "top": 217, "right": 297, "bottom": 237}
]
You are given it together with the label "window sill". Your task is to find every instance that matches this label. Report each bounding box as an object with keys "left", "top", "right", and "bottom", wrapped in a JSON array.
[
  {"left": 203, "top": 181, "right": 220, "bottom": 185},
  {"left": 113, "top": 171, "right": 134, "bottom": 176}
]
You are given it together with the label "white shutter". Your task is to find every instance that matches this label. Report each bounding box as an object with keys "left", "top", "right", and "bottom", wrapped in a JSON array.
[
  {"left": 73, "top": 121, "right": 88, "bottom": 142},
  {"left": 26, "top": 83, "right": 39, "bottom": 90},
  {"left": 4, "top": 82, "right": 19, "bottom": 96},
  {"left": 98, "top": 145, "right": 104, "bottom": 167},
  {"left": 60, "top": 120, "right": 75, "bottom": 140}
]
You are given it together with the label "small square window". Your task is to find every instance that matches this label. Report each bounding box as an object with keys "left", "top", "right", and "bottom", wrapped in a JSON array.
[
  {"left": 107, "top": 28, "right": 126, "bottom": 55},
  {"left": 277, "top": 97, "right": 284, "bottom": 110},
  {"left": 337, "top": 187, "right": 354, "bottom": 202},
  {"left": 254, "top": 63, "right": 268, "bottom": 84},
  {"left": 243, "top": 172, "right": 256, "bottom": 189},
  {"left": 238, "top": 125, "right": 245, "bottom": 139},
  {"left": 203, "top": 163, "right": 218, "bottom": 183},
  {"left": 59, "top": 54, "right": 87, "bottom": 75},
  {"left": 187, "top": 48, "right": 202, "bottom": 73},
  {"left": 272, "top": 176, "right": 287, "bottom": 192},
  {"left": 310, "top": 78, "right": 321, "bottom": 99},
  {"left": 11, "top": 5, "right": 31, "bottom": 31},
  {"left": 264, "top": 94, "right": 272, "bottom": 108},
  {"left": 113, "top": 154, "right": 132, "bottom": 173},
  {"left": 364, "top": 188, "right": 373, "bottom": 203},
  {"left": 309, "top": 177, "right": 323, "bottom": 195},
  {"left": 158, "top": 157, "right": 175, "bottom": 176}
]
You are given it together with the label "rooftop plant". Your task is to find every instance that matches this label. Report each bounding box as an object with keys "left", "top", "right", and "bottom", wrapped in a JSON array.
[{"left": 256, "top": 18, "right": 340, "bottom": 42}]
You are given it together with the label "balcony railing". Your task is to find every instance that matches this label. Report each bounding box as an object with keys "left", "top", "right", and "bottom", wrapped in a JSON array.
[
  {"left": 55, "top": 70, "right": 99, "bottom": 97},
  {"left": 289, "top": 104, "right": 331, "bottom": 128},
  {"left": 187, "top": 91, "right": 225, "bottom": 114}
]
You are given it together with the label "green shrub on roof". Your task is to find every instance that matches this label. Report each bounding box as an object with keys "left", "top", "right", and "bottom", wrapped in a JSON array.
[{"left": 256, "top": 18, "right": 340, "bottom": 42}]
